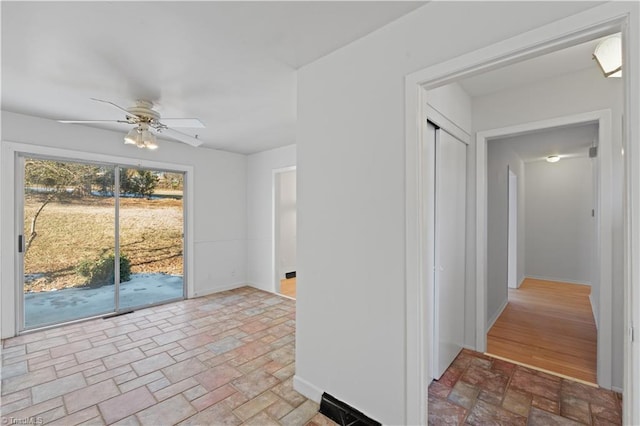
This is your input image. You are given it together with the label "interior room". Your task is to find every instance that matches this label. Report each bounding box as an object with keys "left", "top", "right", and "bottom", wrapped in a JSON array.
[{"left": 1, "top": 2, "right": 639, "bottom": 426}]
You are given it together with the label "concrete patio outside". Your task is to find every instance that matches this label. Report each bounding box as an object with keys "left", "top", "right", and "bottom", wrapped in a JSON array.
[{"left": 24, "top": 274, "right": 183, "bottom": 329}]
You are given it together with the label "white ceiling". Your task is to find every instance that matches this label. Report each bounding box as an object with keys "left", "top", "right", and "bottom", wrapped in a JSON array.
[
  {"left": 460, "top": 35, "right": 614, "bottom": 164},
  {"left": 491, "top": 123, "right": 598, "bottom": 163},
  {"left": 1, "top": 1, "right": 425, "bottom": 154},
  {"left": 1, "top": 2, "right": 615, "bottom": 156},
  {"left": 459, "top": 36, "right": 607, "bottom": 98}
]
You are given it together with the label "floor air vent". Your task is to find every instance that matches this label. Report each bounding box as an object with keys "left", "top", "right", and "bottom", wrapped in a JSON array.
[{"left": 319, "top": 393, "right": 381, "bottom": 426}]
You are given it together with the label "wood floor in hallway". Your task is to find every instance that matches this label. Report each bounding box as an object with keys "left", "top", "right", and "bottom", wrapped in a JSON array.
[
  {"left": 487, "top": 278, "right": 597, "bottom": 384},
  {"left": 280, "top": 278, "right": 296, "bottom": 299}
]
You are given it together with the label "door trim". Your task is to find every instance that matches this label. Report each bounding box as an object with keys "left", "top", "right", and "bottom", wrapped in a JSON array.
[
  {"left": 507, "top": 167, "right": 518, "bottom": 290},
  {"left": 404, "top": 4, "right": 637, "bottom": 425},
  {"left": 1, "top": 141, "right": 194, "bottom": 336},
  {"left": 476, "top": 110, "right": 613, "bottom": 389}
]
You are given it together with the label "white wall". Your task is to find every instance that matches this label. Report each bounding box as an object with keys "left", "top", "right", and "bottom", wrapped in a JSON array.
[
  {"left": 426, "top": 83, "right": 472, "bottom": 134},
  {"left": 486, "top": 140, "right": 525, "bottom": 327},
  {"left": 296, "top": 2, "right": 603, "bottom": 423},
  {"left": 525, "top": 157, "right": 593, "bottom": 284},
  {"left": 472, "top": 67, "right": 624, "bottom": 388},
  {"left": 278, "top": 170, "right": 297, "bottom": 279},
  {"left": 1, "top": 111, "right": 247, "bottom": 338},
  {"left": 246, "top": 145, "right": 296, "bottom": 292}
]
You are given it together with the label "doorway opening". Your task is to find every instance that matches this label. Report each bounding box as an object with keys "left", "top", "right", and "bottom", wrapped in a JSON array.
[
  {"left": 404, "top": 8, "right": 635, "bottom": 425},
  {"left": 273, "top": 167, "right": 297, "bottom": 299},
  {"left": 484, "top": 122, "right": 601, "bottom": 385}
]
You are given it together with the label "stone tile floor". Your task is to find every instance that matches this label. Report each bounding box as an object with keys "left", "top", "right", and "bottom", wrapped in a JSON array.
[
  {"left": 1, "top": 287, "right": 337, "bottom": 426},
  {"left": 7, "top": 284, "right": 620, "bottom": 426},
  {"left": 428, "top": 349, "right": 623, "bottom": 425}
]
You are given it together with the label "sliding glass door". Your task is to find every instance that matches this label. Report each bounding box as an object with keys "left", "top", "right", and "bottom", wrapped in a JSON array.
[
  {"left": 118, "top": 168, "right": 184, "bottom": 310},
  {"left": 20, "top": 156, "right": 184, "bottom": 330},
  {"left": 22, "top": 158, "right": 116, "bottom": 328}
]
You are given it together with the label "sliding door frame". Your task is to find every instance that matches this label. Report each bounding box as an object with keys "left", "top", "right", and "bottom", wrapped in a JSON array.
[{"left": 3, "top": 141, "right": 194, "bottom": 335}]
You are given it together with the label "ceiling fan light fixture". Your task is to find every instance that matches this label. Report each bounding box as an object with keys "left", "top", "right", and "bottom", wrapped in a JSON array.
[
  {"left": 145, "top": 135, "right": 159, "bottom": 150},
  {"left": 124, "top": 127, "right": 140, "bottom": 145},
  {"left": 125, "top": 124, "right": 158, "bottom": 150},
  {"left": 593, "top": 34, "right": 622, "bottom": 78},
  {"left": 140, "top": 128, "right": 157, "bottom": 149}
]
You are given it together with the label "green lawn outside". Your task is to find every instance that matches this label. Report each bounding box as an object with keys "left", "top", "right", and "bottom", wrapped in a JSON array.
[{"left": 24, "top": 193, "right": 183, "bottom": 292}]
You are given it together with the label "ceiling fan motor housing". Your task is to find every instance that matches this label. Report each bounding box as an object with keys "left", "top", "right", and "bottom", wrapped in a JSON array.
[{"left": 127, "top": 100, "right": 160, "bottom": 122}]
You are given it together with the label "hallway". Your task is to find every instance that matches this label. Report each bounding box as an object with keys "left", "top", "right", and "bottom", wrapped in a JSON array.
[{"left": 487, "top": 279, "right": 597, "bottom": 384}]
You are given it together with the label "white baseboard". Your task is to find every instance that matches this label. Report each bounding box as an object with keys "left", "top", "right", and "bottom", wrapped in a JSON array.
[
  {"left": 525, "top": 275, "right": 591, "bottom": 286},
  {"left": 589, "top": 293, "right": 599, "bottom": 330},
  {"left": 191, "top": 282, "right": 246, "bottom": 298},
  {"left": 486, "top": 298, "right": 508, "bottom": 333},
  {"left": 245, "top": 281, "right": 276, "bottom": 293},
  {"left": 293, "top": 375, "right": 323, "bottom": 403}
]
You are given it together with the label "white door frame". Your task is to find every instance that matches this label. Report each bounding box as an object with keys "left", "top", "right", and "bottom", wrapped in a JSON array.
[
  {"left": 507, "top": 167, "right": 518, "bottom": 290},
  {"left": 477, "top": 110, "right": 612, "bottom": 389},
  {"left": 404, "top": 4, "right": 638, "bottom": 425},
  {"left": 272, "top": 166, "right": 296, "bottom": 295}
]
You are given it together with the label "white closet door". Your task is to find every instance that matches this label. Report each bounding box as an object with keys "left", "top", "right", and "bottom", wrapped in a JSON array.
[{"left": 434, "top": 128, "right": 467, "bottom": 379}]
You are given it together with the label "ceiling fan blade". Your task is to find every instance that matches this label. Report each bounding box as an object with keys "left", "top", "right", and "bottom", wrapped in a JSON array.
[
  {"left": 58, "top": 119, "right": 130, "bottom": 124},
  {"left": 156, "top": 127, "right": 203, "bottom": 147},
  {"left": 90, "top": 97, "right": 137, "bottom": 118},
  {"left": 159, "top": 118, "right": 205, "bottom": 128}
]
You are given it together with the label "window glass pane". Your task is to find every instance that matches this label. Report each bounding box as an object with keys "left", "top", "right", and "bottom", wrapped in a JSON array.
[
  {"left": 118, "top": 168, "right": 184, "bottom": 310},
  {"left": 23, "top": 158, "right": 115, "bottom": 328}
]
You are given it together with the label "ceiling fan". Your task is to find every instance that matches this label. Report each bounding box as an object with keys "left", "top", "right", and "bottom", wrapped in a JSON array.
[{"left": 58, "top": 98, "right": 204, "bottom": 149}]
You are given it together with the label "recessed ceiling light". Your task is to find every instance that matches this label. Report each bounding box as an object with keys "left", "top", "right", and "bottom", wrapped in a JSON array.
[{"left": 546, "top": 155, "right": 560, "bottom": 163}]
